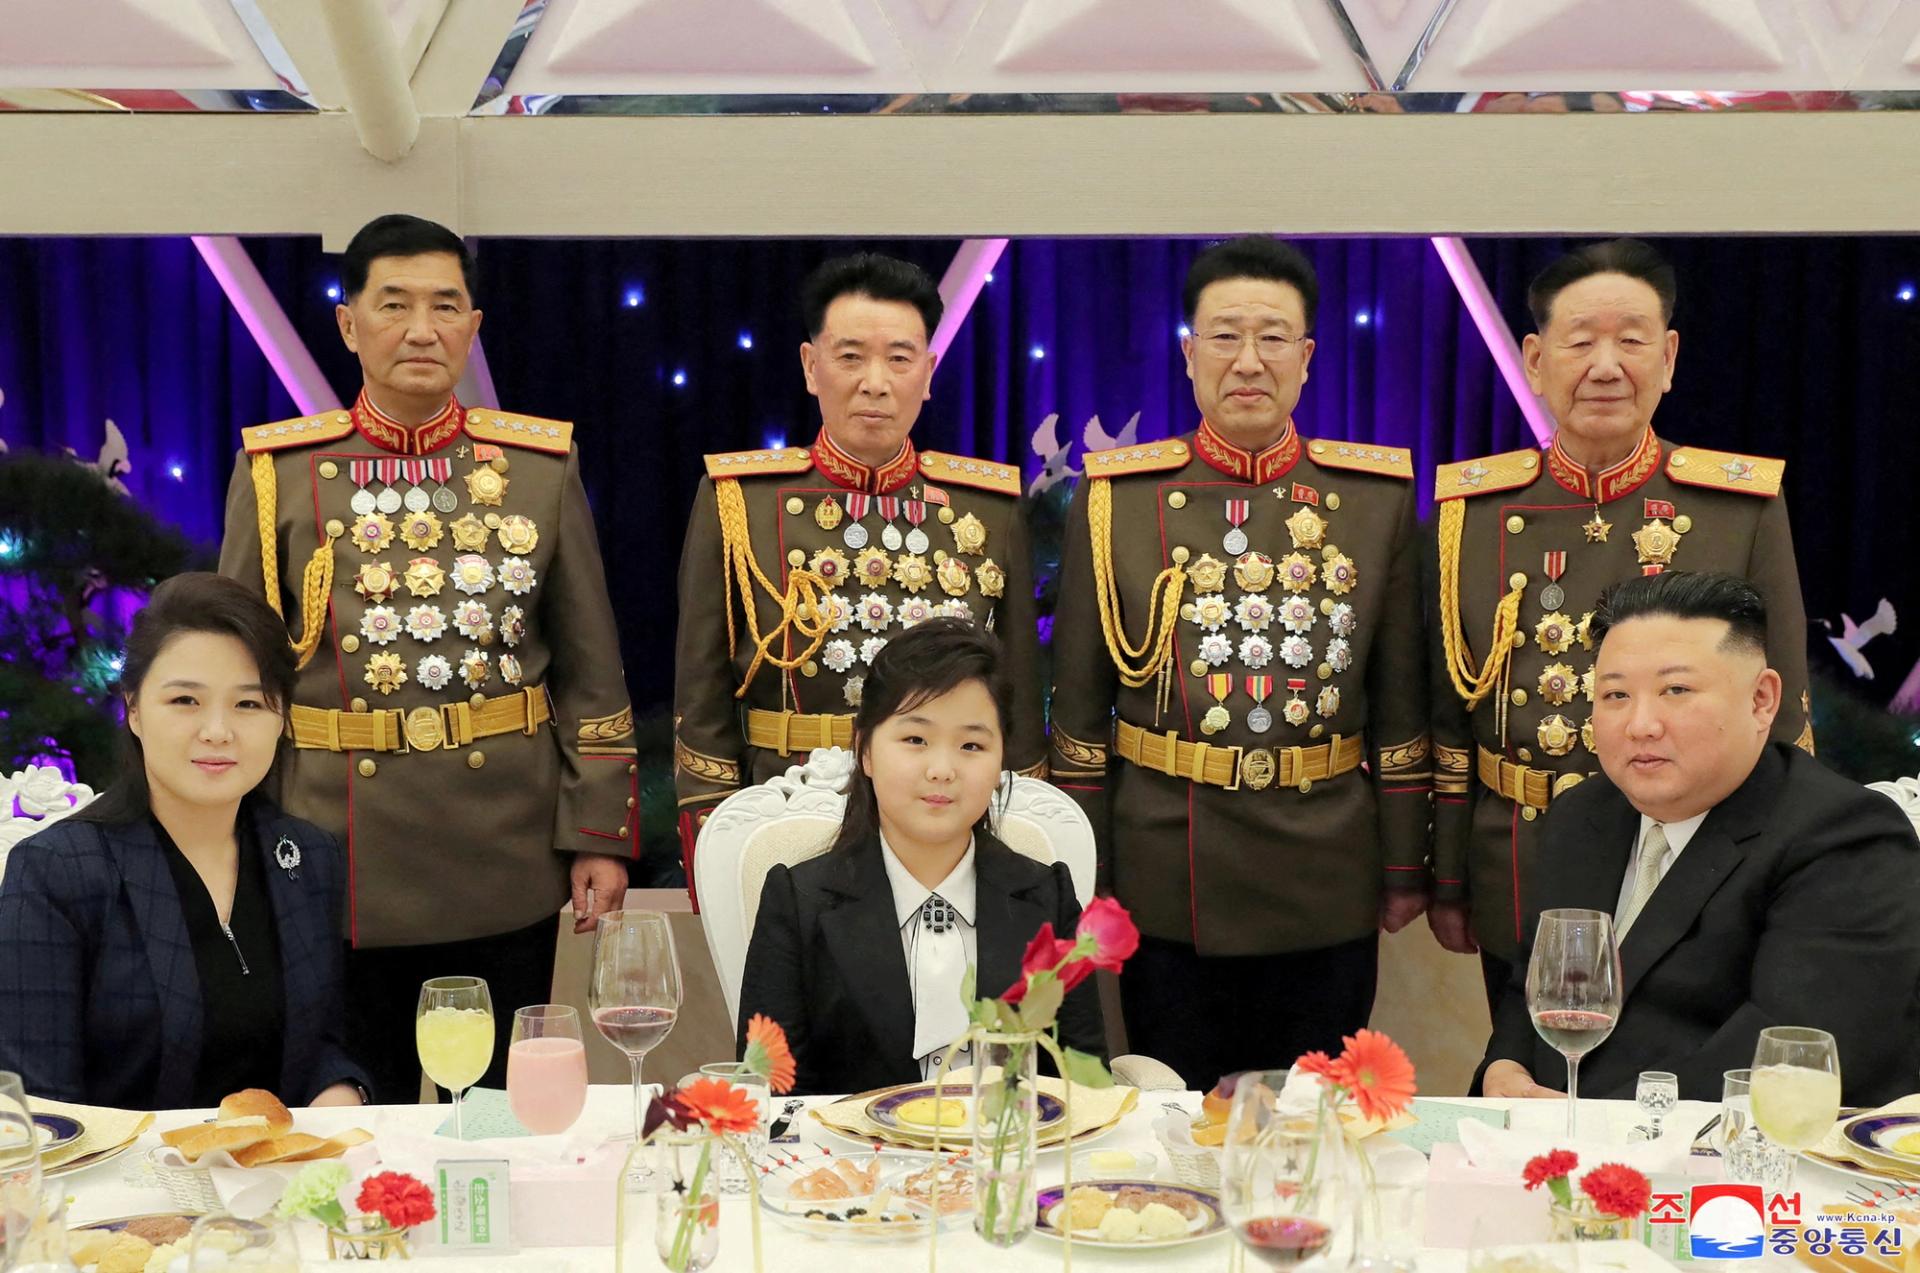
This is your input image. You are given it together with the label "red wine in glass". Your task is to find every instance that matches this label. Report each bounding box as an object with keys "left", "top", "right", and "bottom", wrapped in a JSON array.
[
  {"left": 1530, "top": 1009, "right": 1616, "bottom": 1056},
  {"left": 1239, "top": 1216, "right": 1333, "bottom": 1267},
  {"left": 593, "top": 1005, "right": 677, "bottom": 1054}
]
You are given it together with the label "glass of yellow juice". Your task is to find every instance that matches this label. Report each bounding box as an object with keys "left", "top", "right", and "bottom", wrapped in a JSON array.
[{"left": 417, "top": 976, "right": 495, "bottom": 1138}]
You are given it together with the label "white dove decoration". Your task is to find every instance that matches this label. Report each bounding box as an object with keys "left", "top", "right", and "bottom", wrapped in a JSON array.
[
  {"left": 1824, "top": 597, "right": 1897, "bottom": 680},
  {"left": 1082, "top": 411, "right": 1142, "bottom": 455},
  {"left": 1028, "top": 412, "right": 1080, "bottom": 497}
]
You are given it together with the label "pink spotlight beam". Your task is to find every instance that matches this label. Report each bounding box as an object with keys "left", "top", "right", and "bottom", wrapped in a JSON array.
[
  {"left": 191, "top": 235, "right": 341, "bottom": 416},
  {"left": 1430, "top": 236, "right": 1555, "bottom": 447},
  {"left": 931, "top": 238, "right": 1009, "bottom": 360}
]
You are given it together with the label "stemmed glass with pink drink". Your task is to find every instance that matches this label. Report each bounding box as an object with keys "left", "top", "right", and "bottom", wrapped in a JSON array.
[{"left": 506, "top": 1005, "right": 589, "bottom": 1136}]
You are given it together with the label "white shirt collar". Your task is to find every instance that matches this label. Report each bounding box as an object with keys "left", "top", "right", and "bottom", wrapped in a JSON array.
[
  {"left": 880, "top": 832, "right": 977, "bottom": 928},
  {"left": 1636, "top": 810, "right": 1710, "bottom": 860}
]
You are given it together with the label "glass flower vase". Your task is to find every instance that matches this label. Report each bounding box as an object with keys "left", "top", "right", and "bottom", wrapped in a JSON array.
[
  {"left": 970, "top": 1032, "right": 1042, "bottom": 1247},
  {"left": 648, "top": 1134, "right": 720, "bottom": 1273},
  {"left": 322, "top": 1215, "right": 412, "bottom": 1260},
  {"left": 1549, "top": 1200, "right": 1636, "bottom": 1242}
]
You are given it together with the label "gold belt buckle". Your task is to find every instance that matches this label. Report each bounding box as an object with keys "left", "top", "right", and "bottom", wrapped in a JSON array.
[
  {"left": 1241, "top": 748, "right": 1277, "bottom": 791},
  {"left": 1219, "top": 745, "right": 1244, "bottom": 792},
  {"left": 403, "top": 705, "right": 445, "bottom": 753}
]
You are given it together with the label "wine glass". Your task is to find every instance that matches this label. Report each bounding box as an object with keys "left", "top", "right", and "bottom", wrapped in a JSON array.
[
  {"left": 1218, "top": 1070, "right": 1354, "bottom": 1270},
  {"left": 1634, "top": 1070, "right": 1678, "bottom": 1140},
  {"left": 589, "top": 910, "right": 684, "bottom": 1142},
  {"left": 1717, "top": 1069, "right": 1792, "bottom": 1190},
  {"left": 507, "top": 1005, "right": 589, "bottom": 1137},
  {"left": 1526, "top": 908, "right": 1622, "bottom": 1140},
  {"left": 416, "top": 975, "right": 494, "bottom": 1139},
  {"left": 1749, "top": 1026, "right": 1841, "bottom": 1190},
  {"left": 0, "top": 1071, "right": 43, "bottom": 1272}
]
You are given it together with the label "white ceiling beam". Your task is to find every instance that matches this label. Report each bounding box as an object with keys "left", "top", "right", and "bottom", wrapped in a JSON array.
[
  {"left": 249, "top": 0, "right": 348, "bottom": 108},
  {"left": 318, "top": 0, "right": 422, "bottom": 161},
  {"left": 2, "top": 112, "right": 1919, "bottom": 237},
  {"left": 412, "top": 0, "right": 527, "bottom": 117}
]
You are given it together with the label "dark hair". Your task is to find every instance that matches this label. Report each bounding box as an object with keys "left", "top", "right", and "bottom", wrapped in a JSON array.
[
  {"left": 828, "top": 618, "right": 1013, "bottom": 857},
  {"left": 1589, "top": 570, "right": 1768, "bottom": 658},
  {"left": 341, "top": 213, "right": 477, "bottom": 302},
  {"left": 73, "top": 573, "right": 297, "bottom": 824},
  {"left": 1183, "top": 236, "right": 1320, "bottom": 328},
  {"left": 1527, "top": 238, "right": 1677, "bottom": 330},
  {"left": 799, "top": 253, "right": 943, "bottom": 342}
]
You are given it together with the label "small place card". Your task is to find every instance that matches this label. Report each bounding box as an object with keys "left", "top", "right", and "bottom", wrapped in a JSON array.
[{"left": 435, "top": 1158, "right": 512, "bottom": 1252}]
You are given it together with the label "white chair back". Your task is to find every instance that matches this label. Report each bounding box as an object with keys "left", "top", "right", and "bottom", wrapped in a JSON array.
[
  {"left": 0, "top": 766, "right": 97, "bottom": 884},
  {"left": 693, "top": 747, "right": 1097, "bottom": 1030},
  {"left": 1866, "top": 775, "right": 1920, "bottom": 840}
]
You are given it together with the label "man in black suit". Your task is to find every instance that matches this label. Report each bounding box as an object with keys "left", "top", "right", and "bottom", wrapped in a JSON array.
[{"left": 1480, "top": 571, "right": 1920, "bottom": 1104}]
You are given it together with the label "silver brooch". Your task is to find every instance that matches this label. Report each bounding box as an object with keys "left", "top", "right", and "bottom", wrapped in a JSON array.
[{"left": 273, "top": 835, "right": 302, "bottom": 878}]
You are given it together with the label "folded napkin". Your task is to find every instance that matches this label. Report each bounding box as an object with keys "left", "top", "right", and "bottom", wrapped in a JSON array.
[
  {"left": 1457, "top": 1115, "right": 1692, "bottom": 1177},
  {"left": 1276, "top": 1062, "right": 1418, "bottom": 1139},
  {"left": 812, "top": 1071, "right": 1138, "bottom": 1147},
  {"left": 1809, "top": 1093, "right": 1920, "bottom": 1177},
  {"left": 27, "top": 1095, "right": 153, "bottom": 1167}
]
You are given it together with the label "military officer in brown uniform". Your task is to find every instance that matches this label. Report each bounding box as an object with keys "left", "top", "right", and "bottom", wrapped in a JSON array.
[
  {"left": 673, "top": 253, "right": 1045, "bottom": 885},
  {"left": 1049, "top": 238, "right": 1432, "bottom": 1088},
  {"left": 218, "top": 215, "right": 639, "bottom": 1102},
  {"left": 1429, "top": 239, "right": 1811, "bottom": 1001}
]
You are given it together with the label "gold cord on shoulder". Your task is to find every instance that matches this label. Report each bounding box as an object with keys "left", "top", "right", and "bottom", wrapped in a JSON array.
[
  {"left": 1437, "top": 497, "right": 1522, "bottom": 709},
  {"left": 714, "top": 478, "right": 831, "bottom": 697},
  {"left": 1089, "top": 478, "right": 1186, "bottom": 687},
  {"left": 250, "top": 453, "right": 333, "bottom": 671}
]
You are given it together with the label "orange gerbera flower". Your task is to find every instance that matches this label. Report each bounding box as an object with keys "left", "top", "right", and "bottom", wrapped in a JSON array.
[
  {"left": 744, "top": 1014, "right": 797, "bottom": 1095},
  {"left": 677, "top": 1076, "right": 761, "bottom": 1136},
  {"left": 1327, "top": 1029, "right": 1416, "bottom": 1123}
]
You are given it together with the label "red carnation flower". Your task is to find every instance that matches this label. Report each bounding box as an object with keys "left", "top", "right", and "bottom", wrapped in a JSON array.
[
  {"left": 1522, "top": 1149, "right": 1579, "bottom": 1191},
  {"left": 356, "top": 1172, "right": 436, "bottom": 1230},
  {"left": 1581, "top": 1163, "right": 1652, "bottom": 1219}
]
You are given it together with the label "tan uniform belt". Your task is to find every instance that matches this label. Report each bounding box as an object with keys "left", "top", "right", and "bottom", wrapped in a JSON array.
[
  {"left": 1114, "top": 719, "right": 1364, "bottom": 793},
  {"left": 745, "top": 708, "right": 854, "bottom": 756},
  {"left": 290, "top": 685, "right": 551, "bottom": 754},
  {"left": 1476, "top": 744, "right": 1588, "bottom": 811}
]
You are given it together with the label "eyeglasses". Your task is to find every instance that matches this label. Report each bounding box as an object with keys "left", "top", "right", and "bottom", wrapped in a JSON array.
[{"left": 1194, "top": 331, "right": 1309, "bottom": 363}]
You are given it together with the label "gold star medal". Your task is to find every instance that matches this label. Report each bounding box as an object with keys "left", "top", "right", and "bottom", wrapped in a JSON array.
[
  {"left": 1322, "top": 551, "right": 1358, "bottom": 596},
  {"left": 1315, "top": 686, "right": 1341, "bottom": 719},
  {"left": 399, "top": 510, "right": 443, "bottom": 552},
  {"left": 814, "top": 496, "right": 844, "bottom": 532},
  {"left": 1583, "top": 511, "right": 1612, "bottom": 543},
  {"left": 1187, "top": 553, "right": 1228, "bottom": 593},
  {"left": 854, "top": 547, "right": 892, "bottom": 589},
  {"left": 1535, "top": 612, "right": 1574, "bottom": 655},
  {"left": 1285, "top": 505, "right": 1328, "bottom": 550},
  {"left": 1282, "top": 678, "right": 1311, "bottom": 727},
  {"left": 459, "top": 648, "right": 490, "bottom": 689},
  {"left": 1277, "top": 552, "right": 1317, "bottom": 594},
  {"left": 496, "top": 514, "right": 539, "bottom": 555},
  {"left": 1537, "top": 714, "right": 1578, "bottom": 757},
  {"left": 1581, "top": 666, "right": 1596, "bottom": 702},
  {"left": 464, "top": 466, "right": 508, "bottom": 507},
  {"left": 1632, "top": 518, "right": 1681, "bottom": 568},
  {"left": 951, "top": 512, "right": 988, "bottom": 556},
  {"left": 809, "top": 546, "right": 850, "bottom": 585},
  {"left": 1538, "top": 662, "right": 1577, "bottom": 706},
  {"left": 350, "top": 513, "right": 394, "bottom": 554},
  {"left": 404, "top": 557, "right": 445, "bottom": 597},
  {"left": 1576, "top": 611, "right": 1595, "bottom": 650},
  {"left": 891, "top": 553, "right": 933, "bottom": 594},
  {"left": 976, "top": 559, "right": 1006, "bottom": 598},
  {"left": 937, "top": 556, "right": 971, "bottom": 597},
  {"left": 364, "top": 651, "right": 407, "bottom": 696},
  {"left": 354, "top": 561, "right": 397, "bottom": 602},
  {"left": 449, "top": 513, "right": 490, "bottom": 552},
  {"left": 1580, "top": 719, "right": 1596, "bottom": 753},
  {"left": 1234, "top": 551, "right": 1276, "bottom": 592}
]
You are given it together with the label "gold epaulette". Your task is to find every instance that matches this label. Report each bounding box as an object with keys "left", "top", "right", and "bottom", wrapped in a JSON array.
[
  {"left": 242, "top": 410, "right": 356, "bottom": 454},
  {"left": 1304, "top": 439, "right": 1414, "bottom": 480},
  {"left": 1434, "top": 448, "right": 1544, "bottom": 500},
  {"left": 1081, "top": 438, "right": 1192, "bottom": 478},
  {"left": 1665, "top": 445, "right": 1784, "bottom": 497},
  {"left": 703, "top": 447, "right": 813, "bottom": 480},
  {"left": 918, "top": 450, "right": 1021, "bottom": 496},
  {"left": 465, "top": 408, "right": 572, "bottom": 455}
]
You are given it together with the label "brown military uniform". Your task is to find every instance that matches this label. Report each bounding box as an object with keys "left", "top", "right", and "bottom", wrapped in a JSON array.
[
  {"left": 671, "top": 430, "right": 1047, "bottom": 882},
  {"left": 218, "top": 392, "right": 640, "bottom": 948},
  {"left": 1431, "top": 427, "right": 1811, "bottom": 962},
  {"left": 1049, "top": 420, "right": 1433, "bottom": 957}
]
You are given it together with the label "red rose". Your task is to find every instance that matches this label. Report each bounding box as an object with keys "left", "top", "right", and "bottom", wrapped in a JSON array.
[
  {"left": 1522, "top": 1149, "right": 1579, "bottom": 1191},
  {"left": 356, "top": 1172, "right": 436, "bottom": 1230},
  {"left": 1002, "top": 924, "right": 1076, "bottom": 1002},
  {"left": 1581, "top": 1163, "right": 1652, "bottom": 1218},
  {"left": 1075, "top": 897, "right": 1140, "bottom": 971}
]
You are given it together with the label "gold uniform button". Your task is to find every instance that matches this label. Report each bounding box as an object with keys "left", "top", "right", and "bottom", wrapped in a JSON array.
[
  {"left": 1309, "top": 443, "right": 1326, "bottom": 455},
  {"left": 1512, "top": 632, "right": 1527, "bottom": 649},
  {"left": 469, "top": 693, "right": 487, "bottom": 709},
  {"left": 1522, "top": 806, "right": 1539, "bottom": 821},
  {"left": 1168, "top": 491, "right": 1188, "bottom": 510},
  {"left": 491, "top": 457, "right": 510, "bottom": 474},
  {"left": 1511, "top": 688, "right": 1529, "bottom": 707},
  {"left": 626, "top": 796, "right": 637, "bottom": 809},
  {"left": 1317, "top": 663, "right": 1332, "bottom": 681},
  {"left": 628, "top": 763, "right": 639, "bottom": 776},
  {"left": 1670, "top": 453, "right": 1688, "bottom": 467},
  {"left": 1522, "top": 454, "right": 1538, "bottom": 469},
  {"left": 802, "top": 660, "right": 819, "bottom": 678},
  {"left": 617, "top": 825, "right": 630, "bottom": 838},
  {"left": 1298, "top": 778, "right": 1314, "bottom": 793},
  {"left": 933, "top": 549, "right": 947, "bottom": 563},
  {"left": 1517, "top": 747, "right": 1533, "bottom": 762},
  {"left": 1509, "top": 572, "right": 1528, "bottom": 591},
  {"left": 785, "top": 497, "right": 805, "bottom": 515},
  {"left": 357, "top": 758, "right": 377, "bottom": 778},
  {"left": 1171, "top": 546, "right": 1191, "bottom": 564},
  {"left": 325, "top": 518, "right": 345, "bottom": 539},
  {"left": 319, "top": 461, "right": 339, "bottom": 480},
  {"left": 1673, "top": 514, "right": 1693, "bottom": 533},
  {"left": 787, "top": 549, "right": 806, "bottom": 567},
  {"left": 1506, "top": 515, "right": 1526, "bottom": 534},
  {"left": 1326, "top": 493, "right": 1341, "bottom": 511},
  {"left": 1309, "top": 724, "right": 1325, "bottom": 739},
  {"left": 341, "top": 635, "right": 361, "bottom": 653},
  {"left": 1190, "top": 659, "right": 1210, "bottom": 678},
  {"left": 468, "top": 751, "right": 486, "bottom": 769},
  {"left": 484, "top": 513, "right": 501, "bottom": 529},
  {"left": 350, "top": 697, "right": 368, "bottom": 713},
  {"left": 938, "top": 506, "right": 955, "bottom": 524}
]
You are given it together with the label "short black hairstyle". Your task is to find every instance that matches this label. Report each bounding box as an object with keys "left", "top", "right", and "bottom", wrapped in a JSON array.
[
  {"left": 800, "top": 252, "right": 943, "bottom": 342},
  {"left": 1590, "top": 570, "right": 1768, "bottom": 658},
  {"left": 1527, "top": 238, "right": 1677, "bottom": 330},
  {"left": 1182, "top": 236, "right": 1320, "bottom": 329},
  {"left": 341, "top": 213, "right": 477, "bottom": 302}
]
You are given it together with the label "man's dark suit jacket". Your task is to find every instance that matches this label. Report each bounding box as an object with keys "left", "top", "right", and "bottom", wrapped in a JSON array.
[
  {"left": 0, "top": 799, "right": 369, "bottom": 1108},
  {"left": 736, "top": 830, "right": 1106, "bottom": 1096},
  {"left": 1480, "top": 743, "right": 1920, "bottom": 1105}
]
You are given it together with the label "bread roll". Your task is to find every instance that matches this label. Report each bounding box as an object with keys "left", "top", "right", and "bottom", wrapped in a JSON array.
[
  {"left": 231, "top": 1133, "right": 329, "bottom": 1168},
  {"left": 218, "top": 1089, "right": 292, "bottom": 1137},
  {"left": 159, "top": 1116, "right": 270, "bottom": 1162},
  {"left": 94, "top": 1233, "right": 154, "bottom": 1273}
]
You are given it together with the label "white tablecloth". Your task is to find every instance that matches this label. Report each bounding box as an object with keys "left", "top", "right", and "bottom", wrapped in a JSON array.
[{"left": 55, "top": 1086, "right": 1867, "bottom": 1271}]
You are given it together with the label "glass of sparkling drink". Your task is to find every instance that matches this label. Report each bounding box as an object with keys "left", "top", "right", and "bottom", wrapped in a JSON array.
[{"left": 416, "top": 975, "right": 494, "bottom": 1138}]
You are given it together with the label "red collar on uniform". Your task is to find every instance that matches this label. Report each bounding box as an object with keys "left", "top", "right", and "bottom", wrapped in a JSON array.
[
  {"left": 1193, "top": 418, "right": 1301, "bottom": 485},
  {"left": 810, "top": 430, "right": 918, "bottom": 494},
  {"left": 1545, "top": 427, "right": 1661, "bottom": 502},
  {"left": 352, "top": 390, "right": 467, "bottom": 456}
]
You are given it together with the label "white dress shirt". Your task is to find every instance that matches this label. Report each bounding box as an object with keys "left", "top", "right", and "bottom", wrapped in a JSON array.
[
  {"left": 880, "top": 832, "right": 977, "bottom": 1080},
  {"left": 1613, "top": 810, "right": 1710, "bottom": 922}
]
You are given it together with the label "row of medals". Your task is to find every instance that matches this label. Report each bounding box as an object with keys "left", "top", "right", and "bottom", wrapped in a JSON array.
[
  {"left": 338, "top": 461, "right": 533, "bottom": 698},
  {"left": 1178, "top": 499, "right": 1360, "bottom": 736},
  {"left": 793, "top": 493, "right": 1006, "bottom": 702}
]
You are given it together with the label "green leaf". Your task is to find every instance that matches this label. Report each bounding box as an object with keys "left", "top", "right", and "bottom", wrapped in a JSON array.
[
  {"left": 960, "top": 963, "right": 976, "bottom": 1007},
  {"left": 1060, "top": 1047, "right": 1114, "bottom": 1089},
  {"left": 1014, "top": 974, "right": 1063, "bottom": 1032},
  {"left": 991, "top": 999, "right": 1024, "bottom": 1033}
]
